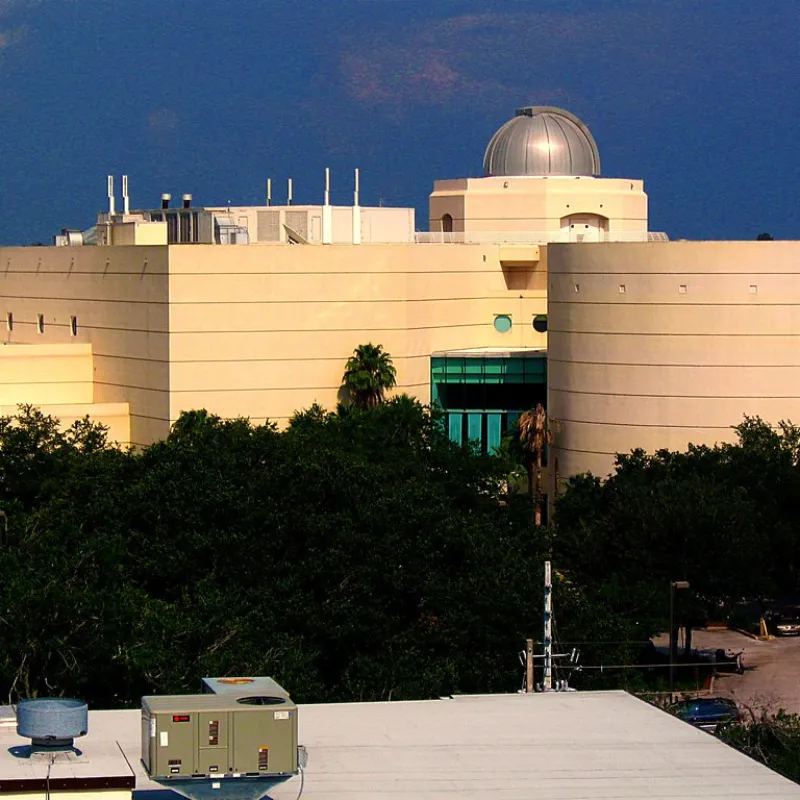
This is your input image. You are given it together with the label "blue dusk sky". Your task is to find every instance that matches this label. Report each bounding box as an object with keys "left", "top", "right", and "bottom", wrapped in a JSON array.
[{"left": 0, "top": 0, "right": 797, "bottom": 245}]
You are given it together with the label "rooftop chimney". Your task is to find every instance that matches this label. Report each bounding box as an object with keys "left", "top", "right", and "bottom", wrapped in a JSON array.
[
  {"left": 182, "top": 194, "right": 192, "bottom": 209},
  {"left": 161, "top": 193, "right": 171, "bottom": 210}
]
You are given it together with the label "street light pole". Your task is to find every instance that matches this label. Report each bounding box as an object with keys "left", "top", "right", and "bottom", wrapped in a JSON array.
[{"left": 669, "top": 580, "right": 690, "bottom": 703}]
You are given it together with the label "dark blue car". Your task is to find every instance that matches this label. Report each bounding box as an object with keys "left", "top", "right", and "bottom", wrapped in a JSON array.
[{"left": 670, "top": 697, "right": 741, "bottom": 728}]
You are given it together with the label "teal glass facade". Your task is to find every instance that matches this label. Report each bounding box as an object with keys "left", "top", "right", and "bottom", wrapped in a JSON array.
[{"left": 431, "top": 353, "right": 547, "bottom": 452}]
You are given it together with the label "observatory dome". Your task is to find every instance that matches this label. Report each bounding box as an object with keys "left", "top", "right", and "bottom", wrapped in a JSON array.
[{"left": 483, "top": 106, "right": 600, "bottom": 177}]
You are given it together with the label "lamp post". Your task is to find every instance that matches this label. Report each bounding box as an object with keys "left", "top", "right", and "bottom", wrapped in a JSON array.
[{"left": 669, "top": 580, "right": 690, "bottom": 703}]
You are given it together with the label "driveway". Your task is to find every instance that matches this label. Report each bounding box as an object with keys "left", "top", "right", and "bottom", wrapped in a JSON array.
[{"left": 652, "top": 628, "right": 800, "bottom": 716}]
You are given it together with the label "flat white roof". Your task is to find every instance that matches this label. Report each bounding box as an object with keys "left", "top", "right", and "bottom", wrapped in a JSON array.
[{"left": 3, "top": 692, "right": 799, "bottom": 798}]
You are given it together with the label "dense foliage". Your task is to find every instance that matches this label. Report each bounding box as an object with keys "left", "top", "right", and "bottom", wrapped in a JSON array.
[
  {"left": 0, "top": 402, "right": 550, "bottom": 707},
  {"left": 554, "top": 417, "right": 800, "bottom": 631},
  {"left": 720, "top": 710, "right": 800, "bottom": 784},
  {"left": 2, "top": 405, "right": 799, "bottom": 709}
]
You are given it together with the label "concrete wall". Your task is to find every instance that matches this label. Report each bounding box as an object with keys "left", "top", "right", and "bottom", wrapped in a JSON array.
[
  {"left": 0, "top": 246, "right": 169, "bottom": 445},
  {"left": 547, "top": 240, "right": 800, "bottom": 479}
]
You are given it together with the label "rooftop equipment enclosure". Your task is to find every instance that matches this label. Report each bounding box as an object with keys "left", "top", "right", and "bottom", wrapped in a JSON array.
[{"left": 141, "top": 677, "right": 298, "bottom": 781}]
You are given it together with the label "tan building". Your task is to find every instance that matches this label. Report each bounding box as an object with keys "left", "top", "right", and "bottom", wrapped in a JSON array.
[
  {"left": 2, "top": 106, "right": 658, "bottom": 454},
  {"left": 33, "top": 103, "right": 800, "bottom": 488},
  {"left": 547, "top": 240, "right": 800, "bottom": 480}
]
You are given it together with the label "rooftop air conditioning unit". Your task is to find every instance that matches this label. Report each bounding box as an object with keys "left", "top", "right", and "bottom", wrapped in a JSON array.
[{"left": 141, "top": 677, "right": 303, "bottom": 800}]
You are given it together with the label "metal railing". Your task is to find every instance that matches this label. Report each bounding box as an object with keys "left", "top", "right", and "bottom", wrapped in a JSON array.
[{"left": 414, "top": 230, "right": 669, "bottom": 245}]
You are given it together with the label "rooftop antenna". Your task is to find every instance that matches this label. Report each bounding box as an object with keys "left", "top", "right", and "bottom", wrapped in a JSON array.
[
  {"left": 107, "top": 175, "right": 115, "bottom": 216},
  {"left": 543, "top": 560, "right": 553, "bottom": 691},
  {"left": 122, "top": 175, "right": 130, "bottom": 215},
  {"left": 287, "top": 177, "right": 293, "bottom": 206},
  {"left": 352, "top": 168, "right": 361, "bottom": 245},
  {"left": 322, "top": 168, "right": 332, "bottom": 244},
  {"left": 266, "top": 178, "right": 272, "bottom": 207}
]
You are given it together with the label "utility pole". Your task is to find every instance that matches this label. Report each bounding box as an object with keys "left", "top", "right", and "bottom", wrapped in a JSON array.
[
  {"left": 543, "top": 560, "right": 553, "bottom": 691},
  {"left": 669, "top": 580, "right": 690, "bottom": 703},
  {"left": 526, "top": 638, "right": 534, "bottom": 693}
]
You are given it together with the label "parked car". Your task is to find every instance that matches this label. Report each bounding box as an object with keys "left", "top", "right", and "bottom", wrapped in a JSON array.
[
  {"left": 670, "top": 697, "right": 741, "bottom": 729},
  {"left": 776, "top": 616, "right": 800, "bottom": 636}
]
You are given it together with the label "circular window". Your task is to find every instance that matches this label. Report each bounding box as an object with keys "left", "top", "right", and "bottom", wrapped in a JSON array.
[
  {"left": 494, "top": 315, "right": 512, "bottom": 333},
  {"left": 532, "top": 314, "right": 548, "bottom": 333}
]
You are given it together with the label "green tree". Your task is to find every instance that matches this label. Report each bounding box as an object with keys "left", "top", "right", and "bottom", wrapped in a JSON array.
[
  {"left": 342, "top": 343, "right": 397, "bottom": 410},
  {"left": 553, "top": 417, "right": 800, "bottom": 635},
  {"left": 720, "top": 709, "right": 800, "bottom": 783},
  {"left": 516, "top": 404, "right": 555, "bottom": 526},
  {"left": 0, "top": 401, "right": 551, "bottom": 706}
]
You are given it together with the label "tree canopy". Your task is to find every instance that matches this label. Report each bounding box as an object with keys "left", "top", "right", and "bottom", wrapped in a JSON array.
[
  {"left": 0, "top": 401, "right": 549, "bottom": 706},
  {"left": 554, "top": 417, "right": 800, "bottom": 632},
  {"left": 342, "top": 343, "right": 397, "bottom": 410},
  {"left": 2, "top": 405, "right": 799, "bottom": 708}
]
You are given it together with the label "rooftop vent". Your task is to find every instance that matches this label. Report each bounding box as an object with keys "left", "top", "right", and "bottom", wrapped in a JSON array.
[{"left": 17, "top": 698, "right": 88, "bottom": 752}]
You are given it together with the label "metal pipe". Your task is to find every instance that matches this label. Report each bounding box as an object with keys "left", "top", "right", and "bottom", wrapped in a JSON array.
[{"left": 543, "top": 561, "right": 553, "bottom": 690}]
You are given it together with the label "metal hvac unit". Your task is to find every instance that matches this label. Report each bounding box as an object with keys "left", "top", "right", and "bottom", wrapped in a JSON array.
[{"left": 141, "top": 677, "right": 301, "bottom": 800}]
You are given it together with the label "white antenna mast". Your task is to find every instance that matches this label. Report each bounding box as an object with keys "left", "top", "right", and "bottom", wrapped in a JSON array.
[
  {"left": 324, "top": 167, "right": 330, "bottom": 206},
  {"left": 266, "top": 178, "right": 272, "bottom": 207},
  {"left": 287, "top": 177, "right": 293, "bottom": 206},
  {"left": 122, "top": 175, "right": 129, "bottom": 215},
  {"left": 107, "top": 175, "right": 115, "bottom": 216},
  {"left": 352, "top": 167, "right": 362, "bottom": 245}
]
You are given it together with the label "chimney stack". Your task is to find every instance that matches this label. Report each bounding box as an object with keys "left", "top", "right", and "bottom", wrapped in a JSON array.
[
  {"left": 182, "top": 194, "right": 192, "bottom": 209},
  {"left": 161, "top": 193, "right": 171, "bottom": 210}
]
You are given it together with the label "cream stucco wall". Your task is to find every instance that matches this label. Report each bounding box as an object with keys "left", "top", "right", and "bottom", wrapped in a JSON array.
[
  {"left": 547, "top": 240, "right": 800, "bottom": 480},
  {"left": 0, "top": 242, "right": 547, "bottom": 443},
  {"left": 429, "top": 175, "right": 648, "bottom": 237},
  {"left": 0, "top": 344, "right": 131, "bottom": 443},
  {"left": 2, "top": 790, "right": 130, "bottom": 800},
  {"left": 167, "top": 243, "right": 547, "bottom": 427},
  {"left": 0, "top": 246, "right": 168, "bottom": 445}
]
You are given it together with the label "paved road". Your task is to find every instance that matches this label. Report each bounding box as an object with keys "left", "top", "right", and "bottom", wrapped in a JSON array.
[{"left": 653, "top": 629, "right": 800, "bottom": 715}]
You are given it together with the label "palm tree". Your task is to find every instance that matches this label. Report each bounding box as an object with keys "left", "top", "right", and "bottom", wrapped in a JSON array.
[
  {"left": 518, "top": 403, "right": 555, "bottom": 527},
  {"left": 342, "top": 343, "right": 397, "bottom": 410}
]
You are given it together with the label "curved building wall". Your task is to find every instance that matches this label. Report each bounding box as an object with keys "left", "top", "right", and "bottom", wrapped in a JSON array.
[{"left": 547, "top": 240, "right": 800, "bottom": 479}]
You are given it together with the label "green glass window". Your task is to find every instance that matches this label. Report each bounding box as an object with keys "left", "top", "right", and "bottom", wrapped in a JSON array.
[
  {"left": 533, "top": 314, "right": 548, "bottom": 333},
  {"left": 494, "top": 314, "right": 512, "bottom": 333}
]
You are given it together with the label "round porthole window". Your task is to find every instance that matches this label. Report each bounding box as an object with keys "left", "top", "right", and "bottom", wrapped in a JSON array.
[
  {"left": 532, "top": 314, "right": 548, "bottom": 333},
  {"left": 494, "top": 315, "right": 512, "bottom": 333}
]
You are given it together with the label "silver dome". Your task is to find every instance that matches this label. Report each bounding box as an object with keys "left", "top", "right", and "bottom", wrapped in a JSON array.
[{"left": 483, "top": 106, "right": 601, "bottom": 177}]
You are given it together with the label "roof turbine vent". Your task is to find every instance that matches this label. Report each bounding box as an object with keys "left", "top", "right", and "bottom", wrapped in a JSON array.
[{"left": 17, "top": 698, "right": 88, "bottom": 752}]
